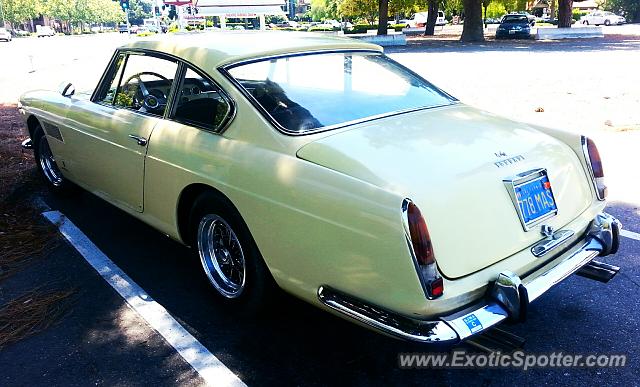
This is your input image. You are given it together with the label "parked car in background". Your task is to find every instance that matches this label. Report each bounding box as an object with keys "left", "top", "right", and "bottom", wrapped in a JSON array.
[
  {"left": 36, "top": 25, "right": 55, "bottom": 37},
  {"left": 14, "top": 29, "right": 30, "bottom": 36},
  {"left": 118, "top": 24, "right": 129, "bottom": 33},
  {"left": 18, "top": 32, "right": 621, "bottom": 346},
  {"left": 412, "top": 11, "right": 447, "bottom": 27},
  {"left": 505, "top": 11, "right": 536, "bottom": 25},
  {"left": 0, "top": 28, "right": 12, "bottom": 42},
  {"left": 496, "top": 14, "right": 532, "bottom": 39},
  {"left": 129, "top": 25, "right": 140, "bottom": 34},
  {"left": 580, "top": 11, "right": 626, "bottom": 25},
  {"left": 395, "top": 19, "right": 413, "bottom": 28}
]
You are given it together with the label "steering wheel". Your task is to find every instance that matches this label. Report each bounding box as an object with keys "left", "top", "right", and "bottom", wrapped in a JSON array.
[{"left": 122, "top": 71, "right": 169, "bottom": 112}]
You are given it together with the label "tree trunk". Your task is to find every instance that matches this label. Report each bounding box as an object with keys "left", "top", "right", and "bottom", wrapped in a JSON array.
[
  {"left": 424, "top": 0, "right": 438, "bottom": 36},
  {"left": 377, "top": 0, "right": 389, "bottom": 35},
  {"left": 557, "top": 0, "right": 573, "bottom": 28},
  {"left": 483, "top": 4, "right": 488, "bottom": 28},
  {"left": 550, "top": 0, "right": 556, "bottom": 21},
  {"left": 461, "top": 0, "right": 484, "bottom": 41}
]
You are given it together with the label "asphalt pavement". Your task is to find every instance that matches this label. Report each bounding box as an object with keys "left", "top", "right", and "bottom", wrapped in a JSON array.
[{"left": 1, "top": 31, "right": 639, "bottom": 386}]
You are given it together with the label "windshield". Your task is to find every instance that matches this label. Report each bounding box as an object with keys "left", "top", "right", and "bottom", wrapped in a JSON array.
[
  {"left": 226, "top": 52, "right": 454, "bottom": 134},
  {"left": 502, "top": 16, "right": 528, "bottom": 23}
]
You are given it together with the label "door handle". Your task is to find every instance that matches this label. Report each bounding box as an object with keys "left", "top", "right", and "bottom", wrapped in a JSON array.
[{"left": 128, "top": 134, "right": 147, "bottom": 146}]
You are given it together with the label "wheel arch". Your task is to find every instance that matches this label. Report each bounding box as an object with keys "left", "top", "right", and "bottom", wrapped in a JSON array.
[
  {"left": 176, "top": 183, "right": 242, "bottom": 247},
  {"left": 26, "top": 114, "right": 42, "bottom": 139}
]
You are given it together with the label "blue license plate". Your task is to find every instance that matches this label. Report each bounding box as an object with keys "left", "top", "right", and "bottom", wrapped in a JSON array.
[{"left": 515, "top": 174, "right": 557, "bottom": 225}]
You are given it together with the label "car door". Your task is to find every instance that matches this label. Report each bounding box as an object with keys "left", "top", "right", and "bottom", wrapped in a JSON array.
[
  {"left": 593, "top": 12, "right": 603, "bottom": 24},
  {"left": 62, "top": 51, "right": 180, "bottom": 212}
]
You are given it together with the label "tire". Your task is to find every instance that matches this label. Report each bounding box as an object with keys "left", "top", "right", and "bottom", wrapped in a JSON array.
[
  {"left": 33, "top": 125, "right": 74, "bottom": 194},
  {"left": 189, "top": 191, "right": 277, "bottom": 314},
  {"left": 604, "top": 19, "right": 611, "bottom": 26},
  {"left": 584, "top": 21, "right": 589, "bottom": 25}
]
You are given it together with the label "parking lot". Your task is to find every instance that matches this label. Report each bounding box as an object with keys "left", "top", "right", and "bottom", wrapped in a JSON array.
[{"left": 1, "top": 31, "right": 639, "bottom": 385}]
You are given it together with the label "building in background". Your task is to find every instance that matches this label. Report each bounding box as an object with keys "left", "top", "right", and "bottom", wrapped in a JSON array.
[{"left": 194, "top": 0, "right": 285, "bottom": 29}]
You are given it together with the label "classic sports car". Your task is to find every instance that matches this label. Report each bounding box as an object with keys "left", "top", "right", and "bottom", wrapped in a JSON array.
[{"left": 19, "top": 32, "right": 621, "bottom": 346}]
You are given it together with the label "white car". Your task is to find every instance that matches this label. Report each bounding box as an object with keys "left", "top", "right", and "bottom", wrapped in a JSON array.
[
  {"left": 0, "top": 28, "right": 12, "bottom": 42},
  {"left": 36, "top": 25, "right": 55, "bottom": 37},
  {"left": 580, "top": 11, "right": 626, "bottom": 26},
  {"left": 412, "top": 11, "right": 447, "bottom": 27}
]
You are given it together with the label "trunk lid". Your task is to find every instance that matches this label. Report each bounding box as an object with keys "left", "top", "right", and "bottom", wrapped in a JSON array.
[{"left": 297, "top": 104, "right": 593, "bottom": 278}]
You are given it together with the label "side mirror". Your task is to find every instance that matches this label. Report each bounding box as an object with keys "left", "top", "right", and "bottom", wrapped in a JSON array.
[{"left": 58, "top": 82, "right": 75, "bottom": 97}]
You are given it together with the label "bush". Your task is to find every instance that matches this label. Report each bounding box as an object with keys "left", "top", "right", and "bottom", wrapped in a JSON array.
[
  {"left": 345, "top": 24, "right": 404, "bottom": 34},
  {"left": 573, "top": 9, "right": 589, "bottom": 21},
  {"left": 308, "top": 26, "right": 337, "bottom": 31}
]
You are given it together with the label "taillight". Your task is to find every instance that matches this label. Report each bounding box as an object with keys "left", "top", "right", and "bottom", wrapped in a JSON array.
[
  {"left": 582, "top": 136, "right": 607, "bottom": 200},
  {"left": 402, "top": 199, "right": 443, "bottom": 299}
]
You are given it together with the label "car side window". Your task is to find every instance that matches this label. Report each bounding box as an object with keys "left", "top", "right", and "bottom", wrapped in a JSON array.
[
  {"left": 171, "top": 67, "right": 231, "bottom": 131},
  {"left": 98, "top": 53, "right": 126, "bottom": 105},
  {"left": 100, "top": 53, "right": 178, "bottom": 117}
]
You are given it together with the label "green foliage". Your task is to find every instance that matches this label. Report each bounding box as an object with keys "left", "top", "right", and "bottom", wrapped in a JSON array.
[
  {"left": 3, "top": 0, "right": 124, "bottom": 27},
  {"left": 604, "top": 0, "right": 640, "bottom": 22},
  {"left": 344, "top": 23, "right": 404, "bottom": 33},
  {"left": 485, "top": 1, "right": 506, "bottom": 18},
  {"left": 339, "top": 0, "right": 378, "bottom": 24},
  {"left": 309, "top": 0, "right": 340, "bottom": 21},
  {"left": 1, "top": 0, "right": 43, "bottom": 25},
  {"left": 572, "top": 9, "right": 588, "bottom": 21},
  {"left": 308, "top": 25, "right": 338, "bottom": 31},
  {"left": 129, "top": 0, "right": 153, "bottom": 25}
]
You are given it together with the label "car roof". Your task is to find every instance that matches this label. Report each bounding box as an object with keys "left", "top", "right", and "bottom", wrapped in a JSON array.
[{"left": 122, "top": 31, "right": 382, "bottom": 71}]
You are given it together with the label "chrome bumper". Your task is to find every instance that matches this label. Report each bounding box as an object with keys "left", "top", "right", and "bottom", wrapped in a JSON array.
[
  {"left": 21, "top": 139, "right": 33, "bottom": 149},
  {"left": 318, "top": 212, "right": 621, "bottom": 346}
]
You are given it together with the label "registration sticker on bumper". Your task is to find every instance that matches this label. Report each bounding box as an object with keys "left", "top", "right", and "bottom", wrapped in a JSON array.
[{"left": 462, "top": 314, "right": 483, "bottom": 334}]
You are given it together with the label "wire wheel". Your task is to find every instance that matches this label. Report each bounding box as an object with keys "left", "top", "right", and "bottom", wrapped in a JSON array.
[
  {"left": 197, "top": 214, "right": 246, "bottom": 298},
  {"left": 38, "top": 135, "right": 63, "bottom": 187}
]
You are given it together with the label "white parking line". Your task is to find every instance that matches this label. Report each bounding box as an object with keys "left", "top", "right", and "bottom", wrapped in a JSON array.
[
  {"left": 43, "top": 211, "right": 246, "bottom": 387},
  {"left": 621, "top": 229, "right": 640, "bottom": 241}
]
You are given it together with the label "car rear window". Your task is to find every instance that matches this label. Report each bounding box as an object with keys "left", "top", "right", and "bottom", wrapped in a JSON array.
[
  {"left": 503, "top": 16, "right": 528, "bottom": 23},
  {"left": 226, "top": 52, "right": 454, "bottom": 134}
]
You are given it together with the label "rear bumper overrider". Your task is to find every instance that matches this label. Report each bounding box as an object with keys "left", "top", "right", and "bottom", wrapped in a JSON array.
[{"left": 318, "top": 212, "right": 621, "bottom": 346}]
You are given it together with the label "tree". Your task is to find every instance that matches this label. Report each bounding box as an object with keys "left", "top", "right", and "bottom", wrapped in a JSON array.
[
  {"left": 481, "top": 0, "right": 490, "bottom": 27},
  {"left": 460, "top": 0, "right": 484, "bottom": 41},
  {"left": 1, "top": 0, "right": 41, "bottom": 27},
  {"left": 309, "top": 0, "right": 340, "bottom": 21},
  {"left": 557, "top": 0, "right": 572, "bottom": 27},
  {"left": 424, "top": 0, "right": 438, "bottom": 35},
  {"left": 604, "top": 0, "right": 640, "bottom": 22},
  {"left": 339, "top": 0, "right": 378, "bottom": 24},
  {"left": 129, "top": 0, "right": 152, "bottom": 25},
  {"left": 377, "top": 0, "right": 389, "bottom": 34}
]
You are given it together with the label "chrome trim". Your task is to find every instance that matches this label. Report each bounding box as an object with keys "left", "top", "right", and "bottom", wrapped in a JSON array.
[
  {"left": 401, "top": 198, "right": 442, "bottom": 300},
  {"left": 318, "top": 286, "right": 459, "bottom": 345},
  {"left": 218, "top": 50, "right": 457, "bottom": 137},
  {"left": 318, "top": 212, "right": 620, "bottom": 345},
  {"left": 197, "top": 214, "right": 247, "bottom": 298},
  {"left": 581, "top": 136, "right": 606, "bottom": 201},
  {"left": 530, "top": 229, "right": 575, "bottom": 257},
  {"left": 37, "top": 135, "right": 63, "bottom": 187},
  {"left": 128, "top": 134, "right": 148, "bottom": 146},
  {"left": 489, "top": 271, "right": 523, "bottom": 319},
  {"left": 21, "top": 139, "right": 33, "bottom": 149},
  {"left": 92, "top": 48, "right": 237, "bottom": 134},
  {"left": 503, "top": 168, "right": 558, "bottom": 231}
]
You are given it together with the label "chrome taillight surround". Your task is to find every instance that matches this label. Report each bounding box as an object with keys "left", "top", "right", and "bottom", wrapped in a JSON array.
[
  {"left": 581, "top": 136, "right": 607, "bottom": 201},
  {"left": 401, "top": 199, "right": 443, "bottom": 299}
]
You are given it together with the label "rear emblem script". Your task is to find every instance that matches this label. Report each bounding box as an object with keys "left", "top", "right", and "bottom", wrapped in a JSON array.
[{"left": 495, "top": 155, "right": 525, "bottom": 168}]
